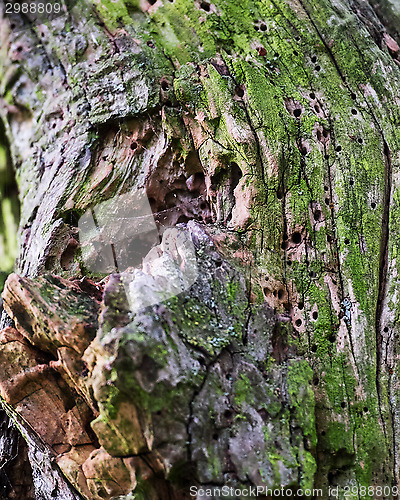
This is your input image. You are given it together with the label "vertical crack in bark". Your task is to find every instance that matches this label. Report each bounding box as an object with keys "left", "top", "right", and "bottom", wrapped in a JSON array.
[{"left": 375, "top": 140, "right": 394, "bottom": 467}]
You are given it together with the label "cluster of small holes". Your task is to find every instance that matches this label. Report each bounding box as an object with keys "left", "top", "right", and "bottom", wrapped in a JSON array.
[{"left": 149, "top": 170, "right": 211, "bottom": 226}]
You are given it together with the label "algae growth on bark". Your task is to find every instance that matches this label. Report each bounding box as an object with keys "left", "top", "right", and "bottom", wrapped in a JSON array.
[{"left": 0, "top": 0, "right": 400, "bottom": 498}]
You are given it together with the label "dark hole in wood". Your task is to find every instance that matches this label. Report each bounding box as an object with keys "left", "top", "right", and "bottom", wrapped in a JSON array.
[
  {"left": 260, "top": 24, "right": 267, "bottom": 31},
  {"left": 335, "top": 145, "right": 341, "bottom": 152},
  {"left": 344, "top": 238, "right": 350, "bottom": 245},
  {"left": 293, "top": 108, "right": 302, "bottom": 118},
  {"left": 309, "top": 92, "right": 315, "bottom": 99},
  {"left": 315, "top": 65, "right": 321, "bottom": 71},
  {"left": 281, "top": 241, "right": 288, "bottom": 250},
  {"left": 130, "top": 142, "right": 138, "bottom": 150},
  {"left": 298, "top": 302, "right": 304, "bottom": 310},
  {"left": 309, "top": 270, "right": 317, "bottom": 278},
  {"left": 371, "top": 202, "right": 376, "bottom": 209},
  {"left": 314, "top": 209, "right": 321, "bottom": 221},
  {"left": 313, "top": 311, "right": 318, "bottom": 320},
  {"left": 295, "top": 319, "right": 302, "bottom": 327},
  {"left": 292, "top": 232, "right": 301, "bottom": 244},
  {"left": 311, "top": 56, "right": 317, "bottom": 63},
  {"left": 235, "top": 86, "right": 244, "bottom": 97},
  {"left": 351, "top": 108, "right": 357, "bottom": 115},
  {"left": 161, "top": 80, "right": 169, "bottom": 91},
  {"left": 351, "top": 92, "right": 357, "bottom": 100},
  {"left": 341, "top": 401, "right": 346, "bottom": 408},
  {"left": 311, "top": 344, "right": 317, "bottom": 353},
  {"left": 325, "top": 198, "right": 330, "bottom": 205},
  {"left": 200, "top": 1, "right": 210, "bottom": 11},
  {"left": 277, "top": 289, "right": 284, "bottom": 299}
]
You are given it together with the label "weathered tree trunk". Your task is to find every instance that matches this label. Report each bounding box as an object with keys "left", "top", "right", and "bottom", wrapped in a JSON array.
[{"left": 0, "top": 0, "right": 400, "bottom": 498}]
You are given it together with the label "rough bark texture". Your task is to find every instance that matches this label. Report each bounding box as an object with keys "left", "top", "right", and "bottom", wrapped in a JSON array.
[{"left": 0, "top": 0, "right": 400, "bottom": 498}]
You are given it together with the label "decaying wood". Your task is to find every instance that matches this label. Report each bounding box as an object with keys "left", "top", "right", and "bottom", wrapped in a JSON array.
[{"left": 1, "top": 0, "right": 400, "bottom": 498}]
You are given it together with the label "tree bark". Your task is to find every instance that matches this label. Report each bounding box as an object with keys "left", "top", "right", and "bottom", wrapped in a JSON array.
[{"left": 0, "top": 0, "right": 400, "bottom": 498}]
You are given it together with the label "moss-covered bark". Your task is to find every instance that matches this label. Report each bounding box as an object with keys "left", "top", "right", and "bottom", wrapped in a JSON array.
[{"left": 1, "top": 0, "right": 400, "bottom": 498}]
